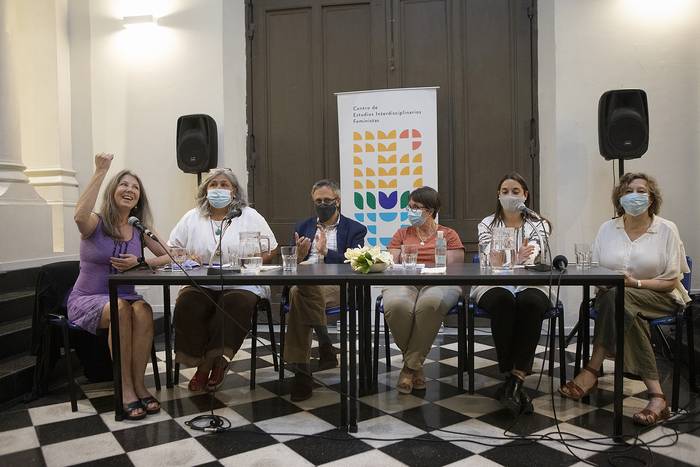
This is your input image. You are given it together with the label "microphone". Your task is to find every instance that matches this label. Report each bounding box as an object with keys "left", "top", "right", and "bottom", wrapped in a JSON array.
[
  {"left": 224, "top": 202, "right": 243, "bottom": 222},
  {"left": 516, "top": 202, "right": 541, "bottom": 220},
  {"left": 552, "top": 254, "right": 569, "bottom": 272},
  {"left": 128, "top": 216, "right": 159, "bottom": 242}
]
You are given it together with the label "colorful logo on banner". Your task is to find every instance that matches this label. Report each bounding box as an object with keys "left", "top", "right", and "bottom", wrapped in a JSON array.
[{"left": 352, "top": 128, "right": 424, "bottom": 248}]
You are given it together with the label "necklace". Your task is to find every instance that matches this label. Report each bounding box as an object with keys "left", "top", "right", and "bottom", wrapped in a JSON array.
[
  {"left": 415, "top": 225, "right": 436, "bottom": 245},
  {"left": 210, "top": 219, "right": 224, "bottom": 255}
]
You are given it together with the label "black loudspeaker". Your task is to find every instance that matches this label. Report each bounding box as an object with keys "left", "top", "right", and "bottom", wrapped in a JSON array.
[
  {"left": 598, "top": 89, "right": 649, "bottom": 160},
  {"left": 176, "top": 114, "right": 218, "bottom": 173}
]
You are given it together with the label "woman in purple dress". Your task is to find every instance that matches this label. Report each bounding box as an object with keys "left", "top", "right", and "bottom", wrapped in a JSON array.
[{"left": 68, "top": 153, "right": 169, "bottom": 420}]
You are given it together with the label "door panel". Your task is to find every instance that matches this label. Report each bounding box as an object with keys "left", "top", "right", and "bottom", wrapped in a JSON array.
[
  {"left": 251, "top": 0, "right": 386, "bottom": 243},
  {"left": 264, "top": 8, "right": 315, "bottom": 231},
  {"left": 249, "top": 0, "right": 536, "bottom": 247}
]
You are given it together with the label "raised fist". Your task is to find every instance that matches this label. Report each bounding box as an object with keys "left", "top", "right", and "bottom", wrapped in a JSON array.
[{"left": 95, "top": 153, "right": 114, "bottom": 171}]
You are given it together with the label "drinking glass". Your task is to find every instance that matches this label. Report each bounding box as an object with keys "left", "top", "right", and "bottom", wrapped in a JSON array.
[
  {"left": 170, "top": 247, "right": 187, "bottom": 272},
  {"left": 478, "top": 242, "right": 490, "bottom": 270},
  {"left": 281, "top": 246, "right": 298, "bottom": 272},
  {"left": 241, "top": 256, "right": 263, "bottom": 274},
  {"left": 401, "top": 244, "right": 419, "bottom": 270},
  {"left": 490, "top": 227, "right": 516, "bottom": 271},
  {"left": 227, "top": 245, "right": 240, "bottom": 269},
  {"left": 575, "top": 243, "right": 592, "bottom": 269}
]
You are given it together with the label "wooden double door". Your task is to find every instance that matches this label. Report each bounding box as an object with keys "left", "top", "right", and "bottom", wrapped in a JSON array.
[{"left": 247, "top": 0, "right": 538, "bottom": 248}]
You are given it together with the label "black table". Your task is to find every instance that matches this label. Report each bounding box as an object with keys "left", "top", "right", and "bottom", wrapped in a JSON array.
[
  {"left": 108, "top": 264, "right": 354, "bottom": 425},
  {"left": 344, "top": 264, "right": 625, "bottom": 437},
  {"left": 108, "top": 263, "right": 626, "bottom": 439}
]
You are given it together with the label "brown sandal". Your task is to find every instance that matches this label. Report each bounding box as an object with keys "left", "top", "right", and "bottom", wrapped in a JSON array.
[
  {"left": 207, "top": 357, "right": 231, "bottom": 391},
  {"left": 559, "top": 366, "right": 599, "bottom": 400},
  {"left": 412, "top": 368, "right": 426, "bottom": 391},
  {"left": 397, "top": 367, "right": 414, "bottom": 394},
  {"left": 188, "top": 368, "right": 210, "bottom": 392},
  {"left": 633, "top": 393, "right": 671, "bottom": 426}
]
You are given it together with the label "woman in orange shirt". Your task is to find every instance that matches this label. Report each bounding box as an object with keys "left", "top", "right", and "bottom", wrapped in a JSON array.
[{"left": 384, "top": 187, "right": 465, "bottom": 394}]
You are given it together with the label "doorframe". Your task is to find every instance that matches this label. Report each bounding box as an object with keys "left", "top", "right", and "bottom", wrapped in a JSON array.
[{"left": 245, "top": 0, "right": 256, "bottom": 205}]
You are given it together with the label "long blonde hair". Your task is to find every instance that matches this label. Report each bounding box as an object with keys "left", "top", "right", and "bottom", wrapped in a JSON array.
[{"left": 100, "top": 170, "right": 153, "bottom": 239}]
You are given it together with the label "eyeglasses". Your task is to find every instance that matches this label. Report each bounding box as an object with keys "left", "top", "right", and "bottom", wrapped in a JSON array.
[
  {"left": 406, "top": 204, "right": 427, "bottom": 211},
  {"left": 314, "top": 198, "right": 338, "bottom": 206}
]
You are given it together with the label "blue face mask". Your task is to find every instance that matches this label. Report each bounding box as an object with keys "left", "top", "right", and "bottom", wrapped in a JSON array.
[
  {"left": 619, "top": 192, "right": 650, "bottom": 217},
  {"left": 207, "top": 189, "right": 232, "bottom": 209},
  {"left": 407, "top": 208, "right": 426, "bottom": 226}
]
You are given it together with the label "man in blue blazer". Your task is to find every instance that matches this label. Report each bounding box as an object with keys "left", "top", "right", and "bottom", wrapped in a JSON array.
[{"left": 286, "top": 179, "right": 367, "bottom": 401}]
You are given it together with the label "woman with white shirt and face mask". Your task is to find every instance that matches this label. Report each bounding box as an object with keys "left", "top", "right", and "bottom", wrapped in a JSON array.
[
  {"left": 560, "top": 173, "right": 691, "bottom": 426},
  {"left": 472, "top": 172, "right": 552, "bottom": 417},
  {"left": 168, "top": 169, "right": 278, "bottom": 393}
]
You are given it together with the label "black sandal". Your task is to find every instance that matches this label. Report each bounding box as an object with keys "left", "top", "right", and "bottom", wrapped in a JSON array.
[
  {"left": 123, "top": 400, "right": 147, "bottom": 420},
  {"left": 140, "top": 396, "right": 161, "bottom": 415}
]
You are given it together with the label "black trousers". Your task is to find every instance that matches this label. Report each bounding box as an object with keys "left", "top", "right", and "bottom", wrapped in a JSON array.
[{"left": 478, "top": 287, "right": 550, "bottom": 373}]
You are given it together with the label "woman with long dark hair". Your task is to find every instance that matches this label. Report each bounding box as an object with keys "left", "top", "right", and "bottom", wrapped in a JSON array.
[
  {"left": 471, "top": 172, "right": 552, "bottom": 416},
  {"left": 68, "top": 153, "right": 169, "bottom": 420}
]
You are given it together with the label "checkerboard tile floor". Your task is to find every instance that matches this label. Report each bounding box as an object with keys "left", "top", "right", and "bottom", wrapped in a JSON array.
[{"left": 1, "top": 330, "right": 698, "bottom": 467}]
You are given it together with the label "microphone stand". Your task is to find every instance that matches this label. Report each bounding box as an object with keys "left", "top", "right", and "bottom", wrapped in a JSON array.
[
  {"left": 523, "top": 216, "right": 553, "bottom": 272},
  {"left": 206, "top": 216, "right": 238, "bottom": 276},
  {"left": 123, "top": 230, "right": 154, "bottom": 273}
]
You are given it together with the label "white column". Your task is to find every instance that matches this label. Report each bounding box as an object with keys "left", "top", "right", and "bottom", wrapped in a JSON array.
[
  {"left": 14, "top": 0, "right": 79, "bottom": 254},
  {"left": 0, "top": 0, "right": 53, "bottom": 270}
]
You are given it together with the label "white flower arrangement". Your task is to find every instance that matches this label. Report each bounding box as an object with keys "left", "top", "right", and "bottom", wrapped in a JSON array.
[{"left": 344, "top": 245, "right": 394, "bottom": 274}]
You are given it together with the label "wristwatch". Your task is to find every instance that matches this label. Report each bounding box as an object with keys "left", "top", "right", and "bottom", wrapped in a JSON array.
[{"left": 636, "top": 279, "right": 642, "bottom": 289}]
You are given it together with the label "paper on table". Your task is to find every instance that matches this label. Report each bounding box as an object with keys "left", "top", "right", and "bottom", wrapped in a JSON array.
[
  {"left": 421, "top": 267, "right": 446, "bottom": 274},
  {"left": 259, "top": 265, "right": 282, "bottom": 271}
]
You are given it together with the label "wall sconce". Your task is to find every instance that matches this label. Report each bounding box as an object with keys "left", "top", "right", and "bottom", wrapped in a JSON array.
[{"left": 121, "top": 15, "right": 158, "bottom": 28}]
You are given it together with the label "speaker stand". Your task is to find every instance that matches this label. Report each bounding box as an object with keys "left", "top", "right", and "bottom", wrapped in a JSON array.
[
  {"left": 618, "top": 159, "right": 624, "bottom": 179},
  {"left": 197, "top": 172, "right": 202, "bottom": 186}
]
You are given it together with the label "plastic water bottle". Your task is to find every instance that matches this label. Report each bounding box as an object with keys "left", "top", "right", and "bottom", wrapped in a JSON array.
[{"left": 435, "top": 230, "right": 447, "bottom": 267}]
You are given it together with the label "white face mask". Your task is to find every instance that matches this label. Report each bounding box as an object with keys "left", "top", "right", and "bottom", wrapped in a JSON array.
[
  {"left": 207, "top": 188, "right": 232, "bottom": 209},
  {"left": 619, "top": 192, "right": 650, "bottom": 217},
  {"left": 499, "top": 195, "right": 526, "bottom": 213}
]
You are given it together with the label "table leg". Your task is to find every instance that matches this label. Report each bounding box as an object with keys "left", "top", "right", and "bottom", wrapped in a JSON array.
[
  {"left": 613, "top": 281, "right": 624, "bottom": 440},
  {"left": 363, "top": 285, "right": 372, "bottom": 393},
  {"left": 109, "top": 282, "right": 123, "bottom": 421},
  {"left": 357, "top": 285, "right": 366, "bottom": 396},
  {"left": 582, "top": 285, "right": 590, "bottom": 370},
  {"left": 349, "top": 282, "right": 358, "bottom": 433},
  {"left": 339, "top": 282, "right": 348, "bottom": 431},
  {"left": 162, "top": 285, "right": 173, "bottom": 388}
]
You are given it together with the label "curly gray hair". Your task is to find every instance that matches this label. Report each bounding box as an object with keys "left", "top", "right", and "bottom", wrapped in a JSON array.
[{"left": 195, "top": 168, "right": 248, "bottom": 217}]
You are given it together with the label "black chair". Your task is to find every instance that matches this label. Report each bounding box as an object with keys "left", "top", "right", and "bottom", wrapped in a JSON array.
[
  {"left": 31, "top": 261, "right": 161, "bottom": 412},
  {"left": 373, "top": 295, "right": 467, "bottom": 390},
  {"left": 173, "top": 297, "right": 278, "bottom": 390},
  {"left": 466, "top": 254, "right": 566, "bottom": 394},
  {"left": 575, "top": 256, "right": 697, "bottom": 411}
]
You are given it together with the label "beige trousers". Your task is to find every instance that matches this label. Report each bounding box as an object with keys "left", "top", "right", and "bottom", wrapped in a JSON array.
[
  {"left": 594, "top": 287, "right": 679, "bottom": 380},
  {"left": 284, "top": 285, "right": 339, "bottom": 364},
  {"left": 382, "top": 285, "right": 462, "bottom": 370}
]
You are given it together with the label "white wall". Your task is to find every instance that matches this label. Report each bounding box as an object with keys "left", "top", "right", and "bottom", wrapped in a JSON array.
[
  {"left": 539, "top": 0, "right": 700, "bottom": 322},
  {"left": 62, "top": 0, "right": 246, "bottom": 304},
  {"left": 84, "top": 0, "right": 247, "bottom": 240}
]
